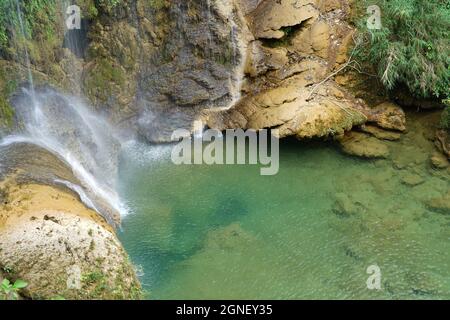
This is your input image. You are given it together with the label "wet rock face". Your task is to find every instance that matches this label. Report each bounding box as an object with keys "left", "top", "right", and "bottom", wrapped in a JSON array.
[
  {"left": 135, "top": 0, "right": 250, "bottom": 142},
  {"left": 81, "top": 0, "right": 249, "bottom": 142}
]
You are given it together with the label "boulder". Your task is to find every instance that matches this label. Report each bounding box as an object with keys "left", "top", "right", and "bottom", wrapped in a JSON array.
[
  {"left": 401, "top": 173, "right": 425, "bottom": 187},
  {"left": 360, "top": 124, "right": 402, "bottom": 141},
  {"left": 426, "top": 192, "right": 450, "bottom": 214},
  {"left": 430, "top": 151, "right": 449, "bottom": 169},
  {"left": 338, "top": 131, "right": 390, "bottom": 159},
  {"left": 367, "top": 102, "right": 407, "bottom": 132},
  {"left": 0, "top": 181, "right": 141, "bottom": 300}
]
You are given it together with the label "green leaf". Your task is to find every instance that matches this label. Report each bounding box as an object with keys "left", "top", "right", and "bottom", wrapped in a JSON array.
[
  {"left": 13, "top": 279, "right": 28, "bottom": 289},
  {"left": 1, "top": 279, "right": 10, "bottom": 287}
]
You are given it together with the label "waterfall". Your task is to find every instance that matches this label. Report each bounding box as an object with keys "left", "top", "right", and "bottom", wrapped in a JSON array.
[
  {"left": 14, "top": 0, "right": 35, "bottom": 99},
  {"left": 227, "top": 2, "right": 248, "bottom": 108},
  {"left": 2, "top": 87, "right": 127, "bottom": 223},
  {"left": 0, "top": 2, "right": 126, "bottom": 223}
]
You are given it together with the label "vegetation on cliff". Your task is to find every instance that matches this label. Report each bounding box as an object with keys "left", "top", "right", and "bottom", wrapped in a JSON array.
[
  {"left": 441, "top": 100, "right": 450, "bottom": 132},
  {"left": 355, "top": 0, "right": 449, "bottom": 100}
]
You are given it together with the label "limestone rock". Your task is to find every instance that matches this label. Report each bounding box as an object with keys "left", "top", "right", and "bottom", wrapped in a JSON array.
[
  {"left": 401, "top": 173, "right": 425, "bottom": 187},
  {"left": 250, "top": 0, "right": 319, "bottom": 39},
  {"left": 245, "top": 41, "right": 289, "bottom": 77},
  {"left": 360, "top": 124, "right": 402, "bottom": 141},
  {"left": 435, "top": 130, "right": 450, "bottom": 158},
  {"left": 430, "top": 151, "right": 450, "bottom": 169},
  {"left": 332, "top": 193, "right": 365, "bottom": 217},
  {"left": 205, "top": 79, "right": 367, "bottom": 139},
  {"left": 310, "top": 21, "right": 331, "bottom": 59},
  {"left": 338, "top": 131, "right": 390, "bottom": 159},
  {"left": 0, "top": 182, "right": 141, "bottom": 300},
  {"left": 367, "top": 102, "right": 407, "bottom": 132}
]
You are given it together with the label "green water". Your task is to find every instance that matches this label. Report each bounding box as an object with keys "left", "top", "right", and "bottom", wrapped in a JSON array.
[{"left": 118, "top": 114, "right": 450, "bottom": 299}]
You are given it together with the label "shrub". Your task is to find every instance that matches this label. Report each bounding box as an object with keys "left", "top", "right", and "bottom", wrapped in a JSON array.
[
  {"left": 440, "top": 99, "right": 450, "bottom": 131},
  {"left": 354, "top": 0, "right": 450, "bottom": 99}
]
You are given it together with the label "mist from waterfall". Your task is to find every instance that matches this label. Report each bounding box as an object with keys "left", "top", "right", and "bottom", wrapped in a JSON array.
[
  {"left": 0, "top": 1, "right": 129, "bottom": 222},
  {"left": 2, "top": 87, "right": 128, "bottom": 222},
  {"left": 13, "top": 0, "right": 35, "bottom": 99},
  {"left": 1, "top": 0, "right": 251, "bottom": 222}
]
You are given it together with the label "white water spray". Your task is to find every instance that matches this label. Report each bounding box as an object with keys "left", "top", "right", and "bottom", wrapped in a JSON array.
[
  {"left": 3, "top": 88, "right": 129, "bottom": 220},
  {"left": 14, "top": 0, "right": 35, "bottom": 99}
]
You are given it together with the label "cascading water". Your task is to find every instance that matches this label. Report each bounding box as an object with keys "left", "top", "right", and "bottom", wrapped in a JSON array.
[
  {"left": 2, "top": 87, "right": 127, "bottom": 223},
  {"left": 1, "top": 0, "right": 251, "bottom": 222},
  {"left": 0, "top": 1, "right": 127, "bottom": 223},
  {"left": 13, "top": 0, "right": 35, "bottom": 99}
]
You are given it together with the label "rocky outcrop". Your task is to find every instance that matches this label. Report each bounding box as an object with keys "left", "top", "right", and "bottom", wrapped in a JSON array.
[
  {"left": 0, "top": 0, "right": 409, "bottom": 143},
  {"left": 337, "top": 131, "right": 390, "bottom": 159},
  {"left": 204, "top": 0, "right": 371, "bottom": 140},
  {"left": 0, "top": 143, "right": 141, "bottom": 300},
  {"left": 1, "top": 0, "right": 251, "bottom": 142},
  {"left": 0, "top": 176, "right": 141, "bottom": 300}
]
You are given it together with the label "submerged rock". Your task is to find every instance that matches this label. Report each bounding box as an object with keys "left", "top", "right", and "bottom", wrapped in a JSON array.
[
  {"left": 332, "top": 193, "right": 365, "bottom": 217},
  {"left": 0, "top": 180, "right": 141, "bottom": 300},
  {"left": 401, "top": 173, "right": 425, "bottom": 187},
  {"left": 337, "top": 131, "right": 390, "bottom": 159},
  {"left": 430, "top": 152, "right": 449, "bottom": 169},
  {"left": 204, "top": 223, "right": 256, "bottom": 251},
  {"left": 426, "top": 192, "right": 450, "bottom": 215},
  {"left": 360, "top": 124, "right": 402, "bottom": 141}
]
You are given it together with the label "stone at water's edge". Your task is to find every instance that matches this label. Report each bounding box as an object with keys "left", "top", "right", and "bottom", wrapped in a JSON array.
[
  {"left": 337, "top": 131, "right": 390, "bottom": 159},
  {"left": 360, "top": 124, "right": 402, "bottom": 141},
  {"left": 0, "top": 179, "right": 141, "bottom": 300},
  {"left": 435, "top": 130, "right": 450, "bottom": 159},
  {"left": 366, "top": 102, "right": 407, "bottom": 132},
  {"left": 430, "top": 152, "right": 450, "bottom": 169}
]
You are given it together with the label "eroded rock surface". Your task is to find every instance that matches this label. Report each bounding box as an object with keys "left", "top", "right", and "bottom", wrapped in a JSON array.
[
  {"left": 205, "top": 0, "right": 370, "bottom": 140},
  {"left": 0, "top": 179, "right": 141, "bottom": 300},
  {"left": 337, "top": 131, "right": 390, "bottom": 159}
]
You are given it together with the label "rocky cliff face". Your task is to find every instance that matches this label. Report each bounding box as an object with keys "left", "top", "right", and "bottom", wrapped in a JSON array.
[
  {"left": 0, "top": 0, "right": 250, "bottom": 141},
  {"left": 204, "top": 0, "right": 370, "bottom": 139},
  {"left": 0, "top": 0, "right": 373, "bottom": 142}
]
